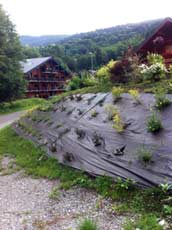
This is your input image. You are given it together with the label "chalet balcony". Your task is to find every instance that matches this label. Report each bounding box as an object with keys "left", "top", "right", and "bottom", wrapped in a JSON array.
[
  {"left": 26, "top": 77, "right": 65, "bottom": 83},
  {"left": 26, "top": 86, "right": 65, "bottom": 93}
]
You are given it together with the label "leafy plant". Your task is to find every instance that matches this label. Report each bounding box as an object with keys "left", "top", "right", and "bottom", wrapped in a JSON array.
[
  {"left": 163, "top": 205, "right": 172, "bottom": 215},
  {"left": 68, "top": 72, "right": 97, "bottom": 91},
  {"left": 147, "top": 53, "right": 164, "bottom": 65},
  {"left": 91, "top": 110, "right": 98, "bottom": 118},
  {"left": 137, "top": 146, "right": 152, "bottom": 164},
  {"left": 96, "top": 64, "right": 111, "bottom": 90},
  {"left": 92, "top": 132, "right": 102, "bottom": 146},
  {"left": 78, "top": 219, "right": 98, "bottom": 230},
  {"left": 159, "top": 182, "right": 172, "bottom": 194},
  {"left": 112, "top": 111, "right": 125, "bottom": 133},
  {"left": 112, "top": 86, "right": 124, "bottom": 101},
  {"left": 104, "top": 104, "right": 118, "bottom": 120},
  {"left": 115, "top": 177, "right": 136, "bottom": 191},
  {"left": 154, "top": 87, "right": 171, "bottom": 110},
  {"left": 128, "top": 89, "right": 140, "bottom": 103},
  {"left": 123, "top": 214, "right": 163, "bottom": 230},
  {"left": 140, "top": 62, "right": 167, "bottom": 82},
  {"left": 147, "top": 112, "right": 162, "bottom": 133}
]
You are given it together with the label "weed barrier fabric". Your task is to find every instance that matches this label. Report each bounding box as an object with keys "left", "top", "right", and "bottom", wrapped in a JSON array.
[{"left": 15, "top": 93, "right": 172, "bottom": 187}]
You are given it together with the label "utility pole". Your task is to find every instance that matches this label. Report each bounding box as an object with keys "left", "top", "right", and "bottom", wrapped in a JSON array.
[{"left": 89, "top": 52, "right": 94, "bottom": 71}]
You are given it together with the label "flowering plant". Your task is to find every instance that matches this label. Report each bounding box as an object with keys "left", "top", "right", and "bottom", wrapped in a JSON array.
[{"left": 140, "top": 63, "right": 167, "bottom": 82}]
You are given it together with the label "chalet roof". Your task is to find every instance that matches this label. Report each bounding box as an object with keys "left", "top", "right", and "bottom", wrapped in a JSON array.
[
  {"left": 137, "top": 17, "right": 172, "bottom": 53},
  {"left": 21, "top": 56, "right": 52, "bottom": 73}
]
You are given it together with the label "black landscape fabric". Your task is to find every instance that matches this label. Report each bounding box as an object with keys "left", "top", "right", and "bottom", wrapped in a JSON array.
[{"left": 15, "top": 93, "right": 172, "bottom": 187}]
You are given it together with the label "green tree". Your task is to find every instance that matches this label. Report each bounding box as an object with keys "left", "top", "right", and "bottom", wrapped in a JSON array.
[
  {"left": 0, "top": 4, "right": 26, "bottom": 103},
  {"left": 22, "top": 45, "right": 40, "bottom": 59}
]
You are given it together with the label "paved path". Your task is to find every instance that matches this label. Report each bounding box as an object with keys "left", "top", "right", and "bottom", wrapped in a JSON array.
[{"left": 0, "top": 111, "right": 27, "bottom": 129}]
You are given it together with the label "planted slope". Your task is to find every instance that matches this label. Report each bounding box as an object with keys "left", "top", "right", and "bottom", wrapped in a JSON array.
[{"left": 14, "top": 93, "right": 172, "bottom": 187}]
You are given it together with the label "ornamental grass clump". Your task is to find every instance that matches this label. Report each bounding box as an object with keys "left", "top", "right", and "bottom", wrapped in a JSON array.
[
  {"left": 78, "top": 219, "right": 98, "bottom": 230},
  {"left": 137, "top": 146, "right": 152, "bottom": 164},
  {"left": 112, "top": 111, "right": 125, "bottom": 133},
  {"left": 112, "top": 86, "right": 124, "bottom": 102},
  {"left": 147, "top": 112, "right": 162, "bottom": 133},
  {"left": 154, "top": 88, "right": 171, "bottom": 110},
  {"left": 128, "top": 89, "right": 141, "bottom": 104}
]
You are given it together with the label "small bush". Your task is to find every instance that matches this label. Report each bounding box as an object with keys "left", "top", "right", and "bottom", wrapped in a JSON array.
[
  {"left": 154, "top": 88, "right": 171, "bottom": 110},
  {"left": 112, "top": 86, "right": 124, "bottom": 101},
  {"left": 115, "top": 177, "right": 136, "bottom": 191},
  {"left": 128, "top": 89, "right": 140, "bottom": 103},
  {"left": 163, "top": 205, "right": 172, "bottom": 215},
  {"left": 112, "top": 112, "right": 125, "bottom": 133},
  {"left": 95, "top": 64, "right": 112, "bottom": 90},
  {"left": 91, "top": 110, "right": 98, "bottom": 118},
  {"left": 123, "top": 214, "right": 163, "bottom": 230},
  {"left": 109, "top": 60, "right": 127, "bottom": 83},
  {"left": 68, "top": 72, "right": 96, "bottom": 91},
  {"left": 137, "top": 146, "right": 152, "bottom": 164},
  {"left": 92, "top": 132, "right": 102, "bottom": 146},
  {"left": 147, "top": 53, "right": 164, "bottom": 65},
  {"left": 104, "top": 104, "right": 118, "bottom": 120},
  {"left": 140, "top": 63, "right": 167, "bottom": 82},
  {"left": 78, "top": 219, "right": 98, "bottom": 230},
  {"left": 147, "top": 112, "right": 162, "bottom": 133},
  {"left": 159, "top": 182, "right": 172, "bottom": 194}
]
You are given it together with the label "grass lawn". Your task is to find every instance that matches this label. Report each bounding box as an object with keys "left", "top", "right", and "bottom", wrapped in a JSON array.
[
  {"left": 0, "top": 98, "right": 46, "bottom": 115},
  {"left": 0, "top": 126, "right": 171, "bottom": 229}
]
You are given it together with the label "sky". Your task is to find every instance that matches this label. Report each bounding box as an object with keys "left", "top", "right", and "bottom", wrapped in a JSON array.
[{"left": 0, "top": 0, "right": 172, "bottom": 36}]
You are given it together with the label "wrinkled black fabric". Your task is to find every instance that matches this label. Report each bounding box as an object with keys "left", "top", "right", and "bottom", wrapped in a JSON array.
[{"left": 15, "top": 93, "right": 172, "bottom": 187}]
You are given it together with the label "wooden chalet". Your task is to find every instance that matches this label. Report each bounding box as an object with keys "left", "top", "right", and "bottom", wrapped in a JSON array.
[
  {"left": 137, "top": 17, "right": 172, "bottom": 66},
  {"left": 21, "top": 57, "right": 71, "bottom": 98}
]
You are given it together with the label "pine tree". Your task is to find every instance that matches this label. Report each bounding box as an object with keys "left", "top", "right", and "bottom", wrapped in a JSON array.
[{"left": 0, "top": 4, "right": 26, "bottom": 103}]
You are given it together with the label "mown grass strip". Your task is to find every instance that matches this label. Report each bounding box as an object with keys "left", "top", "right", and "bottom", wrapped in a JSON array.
[{"left": 0, "top": 98, "right": 46, "bottom": 115}]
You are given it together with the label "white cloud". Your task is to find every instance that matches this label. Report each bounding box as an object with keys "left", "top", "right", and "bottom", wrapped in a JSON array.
[{"left": 0, "top": 0, "right": 172, "bottom": 35}]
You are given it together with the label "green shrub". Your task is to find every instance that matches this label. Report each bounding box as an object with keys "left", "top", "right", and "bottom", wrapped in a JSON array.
[
  {"left": 68, "top": 72, "right": 96, "bottom": 91},
  {"left": 112, "top": 111, "right": 125, "bottom": 133},
  {"left": 91, "top": 110, "right": 98, "bottom": 118},
  {"left": 154, "top": 88, "right": 171, "bottom": 110},
  {"left": 112, "top": 86, "right": 124, "bottom": 101},
  {"left": 147, "top": 112, "right": 162, "bottom": 133},
  {"left": 159, "top": 182, "right": 172, "bottom": 194},
  {"left": 140, "top": 54, "right": 167, "bottom": 82},
  {"left": 96, "top": 65, "right": 111, "bottom": 90},
  {"left": 137, "top": 146, "right": 152, "bottom": 164},
  {"left": 115, "top": 177, "right": 136, "bottom": 191},
  {"left": 147, "top": 53, "right": 164, "bottom": 65},
  {"left": 128, "top": 89, "right": 140, "bottom": 103},
  {"left": 163, "top": 205, "right": 172, "bottom": 215},
  {"left": 78, "top": 219, "right": 98, "bottom": 230},
  {"left": 123, "top": 214, "right": 163, "bottom": 230},
  {"left": 68, "top": 76, "right": 82, "bottom": 90}
]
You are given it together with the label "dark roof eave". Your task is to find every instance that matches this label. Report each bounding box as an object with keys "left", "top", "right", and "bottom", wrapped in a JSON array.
[{"left": 136, "top": 17, "right": 172, "bottom": 53}]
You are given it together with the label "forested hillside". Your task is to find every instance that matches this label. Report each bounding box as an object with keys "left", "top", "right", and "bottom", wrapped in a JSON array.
[
  {"left": 21, "top": 18, "right": 163, "bottom": 72},
  {"left": 20, "top": 35, "right": 70, "bottom": 46}
]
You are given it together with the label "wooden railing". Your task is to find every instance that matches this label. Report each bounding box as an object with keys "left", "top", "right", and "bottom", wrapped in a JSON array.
[
  {"left": 26, "top": 77, "right": 65, "bottom": 83},
  {"left": 26, "top": 87, "right": 65, "bottom": 93}
]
